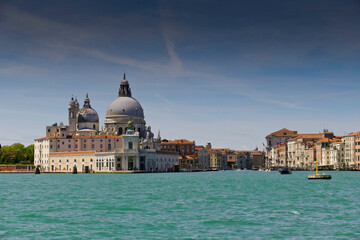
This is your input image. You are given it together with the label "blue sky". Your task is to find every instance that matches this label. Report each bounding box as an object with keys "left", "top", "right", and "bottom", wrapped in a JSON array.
[{"left": 1, "top": 0, "right": 360, "bottom": 149}]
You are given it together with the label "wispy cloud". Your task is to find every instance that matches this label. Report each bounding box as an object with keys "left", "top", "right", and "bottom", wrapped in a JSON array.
[
  {"left": 161, "top": 24, "right": 183, "bottom": 70},
  {"left": 154, "top": 93, "right": 173, "bottom": 105}
]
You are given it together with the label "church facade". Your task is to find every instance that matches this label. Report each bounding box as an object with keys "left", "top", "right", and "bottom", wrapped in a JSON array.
[{"left": 34, "top": 75, "right": 179, "bottom": 173}]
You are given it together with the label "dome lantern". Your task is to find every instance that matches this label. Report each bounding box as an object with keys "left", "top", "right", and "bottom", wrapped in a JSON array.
[{"left": 118, "top": 73, "right": 132, "bottom": 97}]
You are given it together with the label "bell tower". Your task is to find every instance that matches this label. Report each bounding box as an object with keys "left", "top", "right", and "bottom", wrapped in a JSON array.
[{"left": 68, "top": 96, "right": 79, "bottom": 132}]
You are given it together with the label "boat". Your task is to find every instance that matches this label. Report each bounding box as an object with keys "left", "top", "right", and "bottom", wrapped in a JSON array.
[
  {"left": 279, "top": 168, "right": 292, "bottom": 174},
  {"left": 308, "top": 162, "right": 331, "bottom": 180}
]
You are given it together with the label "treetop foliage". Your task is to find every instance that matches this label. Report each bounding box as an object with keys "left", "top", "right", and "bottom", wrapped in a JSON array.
[{"left": 0, "top": 143, "right": 34, "bottom": 165}]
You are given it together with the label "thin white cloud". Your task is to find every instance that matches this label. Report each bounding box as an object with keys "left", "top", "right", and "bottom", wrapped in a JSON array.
[
  {"left": 154, "top": 93, "right": 173, "bottom": 105},
  {"left": 161, "top": 24, "right": 183, "bottom": 70}
]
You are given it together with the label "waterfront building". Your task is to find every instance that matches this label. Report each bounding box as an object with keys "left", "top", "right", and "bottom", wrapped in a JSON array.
[
  {"left": 227, "top": 150, "right": 238, "bottom": 169},
  {"left": 265, "top": 128, "right": 298, "bottom": 168},
  {"left": 269, "top": 144, "right": 280, "bottom": 168},
  {"left": 35, "top": 75, "right": 179, "bottom": 173},
  {"left": 160, "top": 139, "right": 195, "bottom": 155},
  {"left": 250, "top": 150, "right": 265, "bottom": 169},
  {"left": 209, "top": 149, "right": 223, "bottom": 170},
  {"left": 287, "top": 134, "right": 323, "bottom": 169},
  {"left": 269, "top": 143, "right": 289, "bottom": 168},
  {"left": 235, "top": 151, "right": 251, "bottom": 169},
  {"left": 195, "top": 145, "right": 210, "bottom": 170},
  {"left": 345, "top": 132, "right": 358, "bottom": 169},
  {"left": 179, "top": 154, "right": 199, "bottom": 171},
  {"left": 355, "top": 134, "right": 360, "bottom": 170},
  {"left": 329, "top": 141, "right": 345, "bottom": 169},
  {"left": 320, "top": 139, "right": 331, "bottom": 166}
]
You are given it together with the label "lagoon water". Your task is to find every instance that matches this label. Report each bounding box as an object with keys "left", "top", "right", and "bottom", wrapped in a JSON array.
[{"left": 0, "top": 171, "right": 359, "bottom": 239}]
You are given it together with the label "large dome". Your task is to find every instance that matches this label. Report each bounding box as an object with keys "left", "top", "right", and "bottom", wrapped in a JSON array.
[
  {"left": 107, "top": 96, "right": 144, "bottom": 117},
  {"left": 77, "top": 107, "right": 99, "bottom": 123}
]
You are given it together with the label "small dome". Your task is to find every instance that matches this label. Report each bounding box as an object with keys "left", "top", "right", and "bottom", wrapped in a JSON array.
[
  {"left": 106, "top": 96, "right": 144, "bottom": 117},
  {"left": 121, "top": 78, "right": 129, "bottom": 85},
  {"left": 77, "top": 107, "right": 99, "bottom": 123}
]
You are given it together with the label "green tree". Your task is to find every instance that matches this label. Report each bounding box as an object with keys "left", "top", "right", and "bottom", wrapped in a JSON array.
[{"left": 0, "top": 143, "right": 34, "bottom": 165}]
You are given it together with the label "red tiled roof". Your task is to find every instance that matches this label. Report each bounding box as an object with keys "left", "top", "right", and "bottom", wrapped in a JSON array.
[
  {"left": 50, "top": 151, "right": 96, "bottom": 156},
  {"left": 266, "top": 128, "right": 298, "bottom": 138},
  {"left": 162, "top": 139, "right": 195, "bottom": 144}
]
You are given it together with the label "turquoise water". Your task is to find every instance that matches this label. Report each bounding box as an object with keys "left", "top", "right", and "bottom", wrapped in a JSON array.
[{"left": 0, "top": 171, "right": 359, "bottom": 239}]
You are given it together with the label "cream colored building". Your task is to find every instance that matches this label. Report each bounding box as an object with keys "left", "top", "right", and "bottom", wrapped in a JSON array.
[
  {"left": 329, "top": 141, "right": 345, "bottom": 170},
  {"left": 35, "top": 75, "right": 179, "bottom": 173},
  {"left": 287, "top": 134, "right": 323, "bottom": 169},
  {"left": 344, "top": 132, "right": 357, "bottom": 169}
]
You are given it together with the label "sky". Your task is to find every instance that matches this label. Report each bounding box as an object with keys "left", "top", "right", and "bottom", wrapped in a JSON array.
[{"left": 1, "top": 0, "right": 360, "bottom": 150}]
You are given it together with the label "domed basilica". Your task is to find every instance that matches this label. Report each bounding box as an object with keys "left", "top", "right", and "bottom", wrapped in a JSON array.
[
  {"left": 34, "top": 74, "right": 177, "bottom": 173},
  {"left": 64, "top": 74, "right": 155, "bottom": 140}
]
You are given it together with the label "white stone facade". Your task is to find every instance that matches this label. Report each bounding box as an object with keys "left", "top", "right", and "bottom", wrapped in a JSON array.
[{"left": 34, "top": 76, "right": 179, "bottom": 173}]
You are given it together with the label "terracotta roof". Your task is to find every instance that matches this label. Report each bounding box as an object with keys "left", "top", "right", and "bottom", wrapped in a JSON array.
[
  {"left": 290, "top": 134, "right": 324, "bottom": 141},
  {"left": 251, "top": 151, "right": 264, "bottom": 156},
  {"left": 162, "top": 139, "right": 195, "bottom": 144},
  {"left": 266, "top": 128, "right": 298, "bottom": 138},
  {"left": 50, "top": 151, "right": 96, "bottom": 156},
  {"left": 346, "top": 131, "right": 360, "bottom": 137}
]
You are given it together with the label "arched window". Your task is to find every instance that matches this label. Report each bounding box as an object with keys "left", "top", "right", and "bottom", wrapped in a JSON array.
[
  {"left": 93, "top": 124, "right": 96, "bottom": 129},
  {"left": 118, "top": 127, "right": 123, "bottom": 135}
]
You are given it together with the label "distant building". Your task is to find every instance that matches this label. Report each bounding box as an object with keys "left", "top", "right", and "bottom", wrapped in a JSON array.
[
  {"left": 265, "top": 128, "right": 298, "bottom": 168},
  {"left": 329, "top": 141, "right": 345, "bottom": 169},
  {"left": 160, "top": 139, "right": 195, "bottom": 155},
  {"left": 345, "top": 132, "right": 358, "bottom": 169},
  {"left": 35, "top": 75, "right": 179, "bottom": 173}
]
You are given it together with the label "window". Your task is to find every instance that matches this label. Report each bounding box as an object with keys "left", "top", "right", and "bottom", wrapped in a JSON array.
[
  {"left": 48, "top": 129, "right": 50, "bottom": 132},
  {"left": 75, "top": 144, "right": 78, "bottom": 148},
  {"left": 92, "top": 144, "right": 94, "bottom": 149},
  {"left": 84, "top": 144, "right": 86, "bottom": 148},
  {"left": 128, "top": 142, "right": 133, "bottom": 149},
  {"left": 100, "top": 144, "right": 103, "bottom": 149},
  {"left": 57, "top": 145, "right": 60, "bottom": 148},
  {"left": 68, "top": 145, "right": 71, "bottom": 149},
  {"left": 50, "top": 145, "right": 53, "bottom": 149},
  {"left": 108, "top": 144, "right": 111, "bottom": 150},
  {"left": 93, "top": 125, "right": 96, "bottom": 129}
]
